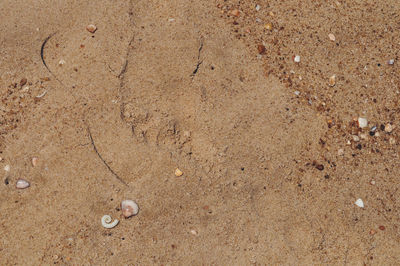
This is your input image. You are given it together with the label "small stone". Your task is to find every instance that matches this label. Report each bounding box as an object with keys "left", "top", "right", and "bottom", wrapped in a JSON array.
[
  {"left": 4, "top": 164, "right": 10, "bottom": 172},
  {"left": 355, "top": 198, "right": 364, "bottom": 208},
  {"left": 329, "top": 75, "right": 336, "bottom": 86},
  {"left": 315, "top": 164, "right": 324, "bottom": 171},
  {"left": 20, "top": 78, "right": 27, "bottom": 87},
  {"left": 58, "top": 59, "right": 66, "bottom": 66},
  {"left": 257, "top": 44, "right": 266, "bottom": 54},
  {"left": 360, "top": 133, "right": 368, "bottom": 140},
  {"left": 338, "top": 148, "right": 344, "bottom": 156},
  {"left": 255, "top": 4, "right": 260, "bottom": 11},
  {"left": 378, "top": 225, "right": 385, "bottom": 231},
  {"left": 389, "top": 137, "right": 396, "bottom": 145},
  {"left": 175, "top": 168, "right": 183, "bottom": 177},
  {"left": 190, "top": 229, "right": 198, "bottom": 235},
  {"left": 352, "top": 135, "right": 360, "bottom": 142},
  {"left": 370, "top": 180, "right": 376, "bottom": 185},
  {"left": 384, "top": 123, "right": 393, "bottom": 133},
  {"left": 328, "top": 33, "right": 336, "bottom": 41},
  {"left": 86, "top": 24, "right": 97, "bottom": 33},
  {"left": 294, "top": 90, "right": 300, "bottom": 96},
  {"left": 264, "top": 23, "right": 272, "bottom": 31},
  {"left": 358, "top": 117, "right": 368, "bottom": 128},
  {"left": 32, "top": 157, "right": 38, "bottom": 167},
  {"left": 268, "top": 11, "right": 275, "bottom": 17},
  {"left": 369, "top": 229, "right": 376, "bottom": 235},
  {"left": 16, "top": 179, "right": 30, "bottom": 189},
  {"left": 388, "top": 59, "right": 395, "bottom": 65},
  {"left": 294, "top": 55, "right": 301, "bottom": 63},
  {"left": 230, "top": 9, "right": 240, "bottom": 17}
]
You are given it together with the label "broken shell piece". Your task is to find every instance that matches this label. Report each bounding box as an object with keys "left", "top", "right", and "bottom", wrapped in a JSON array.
[
  {"left": 36, "top": 91, "right": 47, "bottom": 98},
  {"left": 86, "top": 24, "right": 97, "bottom": 33},
  {"left": 355, "top": 198, "right": 364, "bottom": 208},
  {"left": 358, "top": 117, "right": 368, "bottom": 128},
  {"left": 58, "top": 59, "right": 66, "bottom": 66},
  {"left": 16, "top": 179, "right": 30, "bottom": 189},
  {"left": 294, "top": 55, "right": 300, "bottom": 63},
  {"left": 121, "top": 200, "right": 139, "bottom": 218},
  {"left": 32, "top": 157, "right": 38, "bottom": 167},
  {"left": 328, "top": 33, "right": 336, "bottom": 41},
  {"left": 175, "top": 168, "right": 183, "bottom": 177},
  {"left": 329, "top": 75, "right": 336, "bottom": 86},
  {"left": 4, "top": 165, "right": 10, "bottom": 172}
]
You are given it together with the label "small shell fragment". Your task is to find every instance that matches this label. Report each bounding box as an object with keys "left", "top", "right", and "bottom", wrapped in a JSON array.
[
  {"left": 4, "top": 165, "right": 10, "bottom": 172},
  {"left": 264, "top": 23, "right": 272, "bottom": 31},
  {"left": 58, "top": 59, "right": 66, "bottom": 66},
  {"left": 388, "top": 59, "right": 395, "bottom": 65},
  {"left": 16, "top": 179, "right": 30, "bottom": 189},
  {"left": 355, "top": 198, "right": 364, "bottom": 208},
  {"left": 230, "top": 9, "right": 240, "bottom": 17},
  {"left": 121, "top": 200, "right": 139, "bottom": 218},
  {"left": 86, "top": 24, "right": 97, "bottom": 33},
  {"left": 294, "top": 55, "right": 300, "bottom": 63},
  {"left": 329, "top": 75, "right": 336, "bottom": 87},
  {"left": 255, "top": 4, "right": 261, "bottom": 11},
  {"left": 328, "top": 33, "right": 336, "bottom": 41},
  {"left": 32, "top": 157, "right": 38, "bottom": 167},
  {"left": 175, "top": 168, "right": 183, "bottom": 177},
  {"left": 358, "top": 117, "right": 368, "bottom": 128}
]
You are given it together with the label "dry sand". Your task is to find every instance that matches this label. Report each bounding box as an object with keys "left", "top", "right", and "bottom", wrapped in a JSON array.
[{"left": 1, "top": 0, "right": 399, "bottom": 264}]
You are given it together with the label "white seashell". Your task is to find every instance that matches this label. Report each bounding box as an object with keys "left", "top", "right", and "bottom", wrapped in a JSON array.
[
  {"left": 355, "top": 198, "right": 364, "bottom": 208},
  {"left": 4, "top": 165, "right": 10, "bottom": 172},
  {"left": 32, "top": 157, "right": 39, "bottom": 167},
  {"left": 294, "top": 55, "right": 301, "bottom": 63},
  {"left": 16, "top": 179, "right": 30, "bottom": 189},
  {"left": 101, "top": 215, "right": 119, "bottom": 229},
  {"left": 121, "top": 200, "right": 139, "bottom": 218}
]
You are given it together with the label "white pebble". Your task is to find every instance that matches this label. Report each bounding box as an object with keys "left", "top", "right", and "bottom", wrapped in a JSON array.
[
  {"left": 255, "top": 4, "right": 261, "bottom": 11},
  {"left": 4, "top": 164, "right": 10, "bottom": 172},
  {"left": 355, "top": 198, "right": 364, "bottom": 208},
  {"left": 190, "top": 229, "right": 198, "bottom": 235},
  {"left": 328, "top": 33, "right": 336, "bottom": 41},
  {"left": 16, "top": 179, "right": 30, "bottom": 189},
  {"left": 358, "top": 117, "right": 368, "bottom": 128},
  {"left": 388, "top": 59, "right": 395, "bottom": 65},
  {"left": 338, "top": 148, "right": 344, "bottom": 156},
  {"left": 384, "top": 123, "right": 393, "bottom": 133},
  {"left": 294, "top": 90, "right": 300, "bottom": 96},
  {"left": 58, "top": 59, "right": 66, "bottom": 66},
  {"left": 101, "top": 215, "right": 119, "bottom": 229},
  {"left": 294, "top": 55, "right": 301, "bottom": 63}
]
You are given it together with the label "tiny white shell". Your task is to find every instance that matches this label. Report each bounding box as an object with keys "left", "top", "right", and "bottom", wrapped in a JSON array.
[
  {"left": 358, "top": 117, "right": 368, "bottom": 128},
  {"left": 16, "top": 179, "right": 30, "bottom": 189},
  {"left": 121, "top": 200, "right": 139, "bottom": 218},
  {"left": 294, "top": 55, "right": 301, "bottom": 63},
  {"left": 101, "top": 215, "right": 119, "bottom": 229},
  {"left": 4, "top": 165, "right": 10, "bottom": 172}
]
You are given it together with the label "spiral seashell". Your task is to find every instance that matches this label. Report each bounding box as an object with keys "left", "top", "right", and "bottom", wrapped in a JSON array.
[{"left": 101, "top": 215, "right": 119, "bottom": 229}]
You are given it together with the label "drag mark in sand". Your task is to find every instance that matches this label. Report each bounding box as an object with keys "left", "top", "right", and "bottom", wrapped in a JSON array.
[
  {"left": 40, "top": 31, "right": 64, "bottom": 85},
  {"left": 87, "top": 126, "right": 128, "bottom": 186}
]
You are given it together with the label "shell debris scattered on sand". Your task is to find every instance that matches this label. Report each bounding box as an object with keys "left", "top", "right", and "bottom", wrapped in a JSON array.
[
  {"left": 175, "top": 168, "right": 183, "bottom": 177},
  {"left": 101, "top": 215, "right": 119, "bottom": 229},
  {"left": 86, "top": 24, "right": 97, "bottom": 33},
  {"left": 121, "top": 200, "right": 139, "bottom": 218},
  {"left": 16, "top": 179, "right": 30, "bottom": 189}
]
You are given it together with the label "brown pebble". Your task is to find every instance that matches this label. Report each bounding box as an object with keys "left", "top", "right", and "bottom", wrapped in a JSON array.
[
  {"left": 264, "top": 23, "right": 273, "bottom": 31},
  {"left": 369, "top": 229, "right": 376, "bottom": 235},
  {"left": 329, "top": 75, "right": 336, "bottom": 87},
  {"left": 20, "top": 78, "right": 27, "bottom": 87},
  {"left": 230, "top": 9, "right": 240, "bottom": 17},
  {"left": 316, "top": 164, "right": 324, "bottom": 171},
  {"left": 257, "top": 44, "right": 266, "bottom": 54},
  {"left": 86, "top": 24, "right": 97, "bottom": 33},
  {"left": 379, "top": 225, "right": 385, "bottom": 231},
  {"left": 328, "top": 33, "right": 336, "bottom": 41}
]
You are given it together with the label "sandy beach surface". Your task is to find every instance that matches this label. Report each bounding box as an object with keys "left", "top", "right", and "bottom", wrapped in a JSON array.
[{"left": 1, "top": 0, "right": 399, "bottom": 264}]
